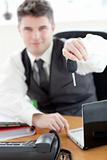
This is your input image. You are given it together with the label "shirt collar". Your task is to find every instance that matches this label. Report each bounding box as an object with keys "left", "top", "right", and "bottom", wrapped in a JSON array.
[{"left": 27, "top": 41, "right": 53, "bottom": 67}]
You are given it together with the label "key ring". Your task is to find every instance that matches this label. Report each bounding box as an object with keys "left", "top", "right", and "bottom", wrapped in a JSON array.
[{"left": 57, "top": 148, "right": 72, "bottom": 160}]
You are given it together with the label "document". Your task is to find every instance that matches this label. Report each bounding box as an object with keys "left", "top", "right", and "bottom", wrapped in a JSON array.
[
  {"left": 0, "top": 125, "right": 36, "bottom": 141},
  {"left": 0, "top": 114, "right": 36, "bottom": 141}
]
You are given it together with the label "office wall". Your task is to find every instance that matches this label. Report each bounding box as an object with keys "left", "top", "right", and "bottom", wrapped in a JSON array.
[
  {"left": 0, "top": 20, "right": 107, "bottom": 67},
  {"left": 0, "top": 26, "right": 24, "bottom": 65}
]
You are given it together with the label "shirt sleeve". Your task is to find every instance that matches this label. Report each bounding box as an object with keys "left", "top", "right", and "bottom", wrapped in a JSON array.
[
  {"left": 0, "top": 52, "right": 42, "bottom": 126},
  {"left": 76, "top": 34, "right": 107, "bottom": 75}
]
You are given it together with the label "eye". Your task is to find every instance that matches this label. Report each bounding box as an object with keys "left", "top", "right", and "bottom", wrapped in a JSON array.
[
  {"left": 39, "top": 26, "right": 48, "bottom": 31},
  {"left": 24, "top": 27, "right": 33, "bottom": 32}
]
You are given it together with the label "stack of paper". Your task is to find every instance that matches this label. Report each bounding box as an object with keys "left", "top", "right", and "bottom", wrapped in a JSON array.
[{"left": 0, "top": 122, "right": 36, "bottom": 141}]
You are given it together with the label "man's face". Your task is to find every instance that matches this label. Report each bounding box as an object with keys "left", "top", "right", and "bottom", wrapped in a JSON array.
[{"left": 18, "top": 16, "right": 55, "bottom": 57}]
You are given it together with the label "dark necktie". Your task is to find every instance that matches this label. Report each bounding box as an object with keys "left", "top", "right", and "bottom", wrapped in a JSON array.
[{"left": 34, "top": 59, "right": 48, "bottom": 93}]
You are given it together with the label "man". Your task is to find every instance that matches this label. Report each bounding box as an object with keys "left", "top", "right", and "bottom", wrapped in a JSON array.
[
  {"left": 0, "top": 0, "right": 70, "bottom": 133},
  {"left": 0, "top": 0, "right": 106, "bottom": 133}
]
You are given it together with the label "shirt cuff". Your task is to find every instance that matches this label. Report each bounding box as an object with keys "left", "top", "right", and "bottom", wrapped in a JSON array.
[
  {"left": 19, "top": 108, "right": 43, "bottom": 126},
  {"left": 76, "top": 34, "right": 107, "bottom": 75}
]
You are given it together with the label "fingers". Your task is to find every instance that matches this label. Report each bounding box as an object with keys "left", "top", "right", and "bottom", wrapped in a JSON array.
[
  {"left": 55, "top": 113, "right": 69, "bottom": 133},
  {"left": 32, "top": 113, "right": 69, "bottom": 133},
  {"left": 49, "top": 121, "right": 63, "bottom": 132},
  {"left": 48, "top": 113, "right": 69, "bottom": 133},
  {"left": 63, "top": 48, "right": 78, "bottom": 61},
  {"left": 72, "top": 38, "right": 88, "bottom": 60},
  {"left": 63, "top": 38, "right": 88, "bottom": 61}
]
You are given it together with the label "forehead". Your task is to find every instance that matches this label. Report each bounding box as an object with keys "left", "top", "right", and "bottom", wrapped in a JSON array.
[{"left": 19, "top": 15, "right": 52, "bottom": 27}]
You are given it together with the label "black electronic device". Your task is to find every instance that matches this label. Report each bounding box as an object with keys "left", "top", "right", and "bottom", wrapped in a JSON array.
[
  {"left": 67, "top": 59, "right": 77, "bottom": 73},
  {"left": 67, "top": 59, "right": 77, "bottom": 86},
  {"left": 68, "top": 99, "right": 107, "bottom": 149},
  {"left": 0, "top": 130, "right": 60, "bottom": 160}
]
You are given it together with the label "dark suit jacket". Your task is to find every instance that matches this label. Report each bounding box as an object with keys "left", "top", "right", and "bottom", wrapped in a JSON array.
[{"left": 21, "top": 38, "right": 97, "bottom": 116}]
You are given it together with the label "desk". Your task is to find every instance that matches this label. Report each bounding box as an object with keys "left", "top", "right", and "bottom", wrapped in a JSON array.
[{"left": 10, "top": 116, "right": 107, "bottom": 160}]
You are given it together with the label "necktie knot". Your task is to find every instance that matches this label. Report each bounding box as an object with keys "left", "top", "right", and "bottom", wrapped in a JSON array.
[{"left": 35, "top": 59, "right": 44, "bottom": 70}]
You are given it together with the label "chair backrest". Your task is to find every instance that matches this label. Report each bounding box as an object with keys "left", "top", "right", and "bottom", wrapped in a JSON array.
[{"left": 54, "top": 31, "right": 107, "bottom": 101}]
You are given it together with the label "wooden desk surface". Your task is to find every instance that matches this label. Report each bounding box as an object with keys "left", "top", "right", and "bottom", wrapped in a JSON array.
[{"left": 10, "top": 116, "right": 107, "bottom": 160}]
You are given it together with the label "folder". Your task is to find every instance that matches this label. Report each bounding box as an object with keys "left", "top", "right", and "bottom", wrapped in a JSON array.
[{"left": 0, "top": 122, "right": 36, "bottom": 141}]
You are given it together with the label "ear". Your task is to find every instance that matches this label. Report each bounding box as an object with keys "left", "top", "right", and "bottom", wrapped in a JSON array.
[
  {"left": 17, "top": 24, "right": 21, "bottom": 33},
  {"left": 52, "top": 22, "right": 55, "bottom": 31}
]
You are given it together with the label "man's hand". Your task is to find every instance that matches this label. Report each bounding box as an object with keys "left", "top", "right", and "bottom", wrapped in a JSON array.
[
  {"left": 63, "top": 38, "right": 88, "bottom": 61},
  {"left": 32, "top": 113, "right": 69, "bottom": 133}
]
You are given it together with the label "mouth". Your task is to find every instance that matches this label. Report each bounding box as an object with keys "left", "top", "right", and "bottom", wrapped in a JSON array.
[
  {"left": 31, "top": 42, "right": 41, "bottom": 47},
  {"left": 32, "top": 42, "right": 41, "bottom": 45}
]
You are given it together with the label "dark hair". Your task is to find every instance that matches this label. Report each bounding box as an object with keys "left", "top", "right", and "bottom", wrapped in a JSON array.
[{"left": 17, "top": 0, "right": 54, "bottom": 23}]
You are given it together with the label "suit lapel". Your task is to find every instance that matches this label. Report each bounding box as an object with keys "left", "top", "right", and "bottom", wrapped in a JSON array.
[{"left": 50, "top": 39, "right": 72, "bottom": 95}]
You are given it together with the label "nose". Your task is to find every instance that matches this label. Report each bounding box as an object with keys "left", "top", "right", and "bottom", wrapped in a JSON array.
[{"left": 32, "top": 30, "right": 40, "bottom": 40}]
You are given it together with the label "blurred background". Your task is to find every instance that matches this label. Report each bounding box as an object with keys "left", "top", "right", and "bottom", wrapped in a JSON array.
[{"left": 0, "top": 0, "right": 107, "bottom": 66}]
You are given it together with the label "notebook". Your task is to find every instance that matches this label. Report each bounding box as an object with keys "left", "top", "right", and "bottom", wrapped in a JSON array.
[
  {"left": 0, "top": 114, "right": 36, "bottom": 141},
  {"left": 0, "top": 123, "right": 36, "bottom": 141},
  {"left": 68, "top": 99, "right": 107, "bottom": 149}
]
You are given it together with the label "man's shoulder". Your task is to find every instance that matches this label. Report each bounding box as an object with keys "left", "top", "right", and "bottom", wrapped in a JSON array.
[
  {"left": 0, "top": 48, "right": 25, "bottom": 74},
  {"left": 9, "top": 48, "right": 26, "bottom": 70},
  {"left": 11, "top": 48, "right": 25, "bottom": 58}
]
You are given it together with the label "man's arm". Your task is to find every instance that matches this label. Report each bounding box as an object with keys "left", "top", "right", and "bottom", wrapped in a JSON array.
[
  {"left": 63, "top": 34, "right": 107, "bottom": 75},
  {"left": 0, "top": 52, "right": 69, "bottom": 133}
]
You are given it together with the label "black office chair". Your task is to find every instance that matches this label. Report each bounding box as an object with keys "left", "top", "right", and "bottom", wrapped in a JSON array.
[{"left": 54, "top": 31, "right": 107, "bottom": 101}]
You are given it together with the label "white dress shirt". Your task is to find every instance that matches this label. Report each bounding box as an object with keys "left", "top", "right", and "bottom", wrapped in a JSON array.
[
  {"left": 27, "top": 42, "right": 53, "bottom": 78},
  {"left": 0, "top": 43, "right": 53, "bottom": 126},
  {"left": 0, "top": 35, "right": 107, "bottom": 126},
  {"left": 77, "top": 34, "right": 107, "bottom": 75}
]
